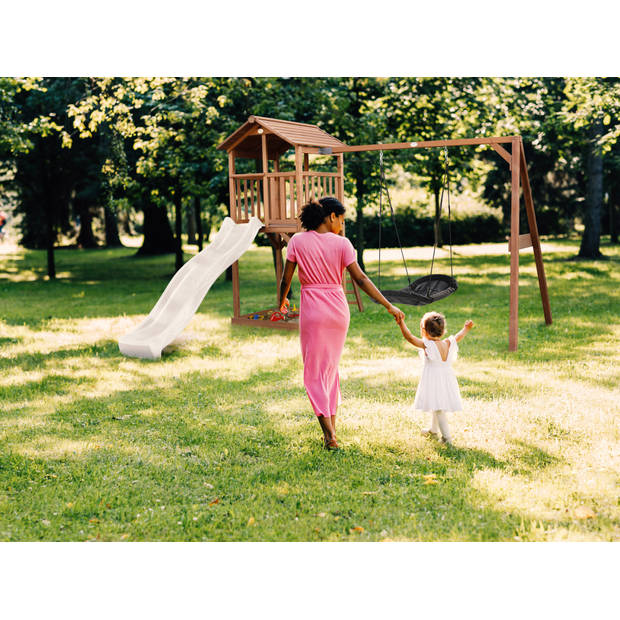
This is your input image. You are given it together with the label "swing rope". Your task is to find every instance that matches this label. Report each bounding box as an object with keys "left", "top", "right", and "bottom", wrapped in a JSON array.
[
  {"left": 376, "top": 146, "right": 458, "bottom": 306},
  {"left": 427, "top": 147, "right": 454, "bottom": 293},
  {"left": 378, "top": 150, "right": 411, "bottom": 291}
]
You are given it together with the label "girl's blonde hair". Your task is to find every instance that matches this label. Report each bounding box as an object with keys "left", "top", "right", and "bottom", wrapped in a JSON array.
[{"left": 421, "top": 311, "right": 446, "bottom": 338}]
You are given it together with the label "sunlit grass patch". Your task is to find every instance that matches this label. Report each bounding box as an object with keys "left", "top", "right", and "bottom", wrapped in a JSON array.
[{"left": 0, "top": 237, "right": 618, "bottom": 541}]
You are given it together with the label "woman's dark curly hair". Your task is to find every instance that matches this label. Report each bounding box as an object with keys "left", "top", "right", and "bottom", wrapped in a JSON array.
[{"left": 299, "top": 196, "right": 345, "bottom": 231}]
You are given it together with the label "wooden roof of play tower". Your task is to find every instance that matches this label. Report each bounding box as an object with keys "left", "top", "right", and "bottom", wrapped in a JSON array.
[
  {"left": 217, "top": 115, "right": 346, "bottom": 159},
  {"left": 217, "top": 116, "right": 347, "bottom": 233}
]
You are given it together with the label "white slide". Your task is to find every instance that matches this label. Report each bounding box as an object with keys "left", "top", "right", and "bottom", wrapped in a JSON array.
[{"left": 119, "top": 216, "right": 263, "bottom": 359}]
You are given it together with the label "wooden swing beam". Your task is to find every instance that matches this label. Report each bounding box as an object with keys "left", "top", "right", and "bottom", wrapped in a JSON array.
[{"left": 321, "top": 136, "right": 552, "bottom": 352}]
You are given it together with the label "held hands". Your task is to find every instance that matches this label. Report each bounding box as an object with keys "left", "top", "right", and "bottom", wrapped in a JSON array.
[{"left": 387, "top": 304, "right": 405, "bottom": 324}]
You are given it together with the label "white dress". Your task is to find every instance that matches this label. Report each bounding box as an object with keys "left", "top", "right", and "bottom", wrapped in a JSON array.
[{"left": 413, "top": 336, "right": 463, "bottom": 412}]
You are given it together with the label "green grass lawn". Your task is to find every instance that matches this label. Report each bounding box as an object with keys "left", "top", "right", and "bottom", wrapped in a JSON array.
[{"left": 0, "top": 236, "right": 618, "bottom": 541}]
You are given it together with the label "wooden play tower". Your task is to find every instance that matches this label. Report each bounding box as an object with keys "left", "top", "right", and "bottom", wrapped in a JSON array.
[
  {"left": 218, "top": 115, "right": 552, "bottom": 350},
  {"left": 217, "top": 115, "right": 363, "bottom": 331}
]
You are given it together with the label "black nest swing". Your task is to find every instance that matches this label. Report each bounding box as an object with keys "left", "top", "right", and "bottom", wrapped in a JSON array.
[{"left": 377, "top": 148, "right": 458, "bottom": 307}]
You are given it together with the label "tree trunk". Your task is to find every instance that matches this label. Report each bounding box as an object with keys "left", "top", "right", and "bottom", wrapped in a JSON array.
[
  {"left": 355, "top": 176, "right": 366, "bottom": 272},
  {"left": 194, "top": 195, "right": 203, "bottom": 252},
  {"left": 118, "top": 209, "right": 134, "bottom": 236},
  {"left": 104, "top": 201, "right": 123, "bottom": 247},
  {"left": 187, "top": 197, "right": 197, "bottom": 246},
  {"left": 434, "top": 186, "right": 443, "bottom": 248},
  {"left": 42, "top": 144, "right": 56, "bottom": 279},
  {"left": 578, "top": 119, "right": 604, "bottom": 258},
  {"left": 136, "top": 200, "right": 176, "bottom": 255},
  {"left": 45, "top": 200, "right": 56, "bottom": 280},
  {"left": 609, "top": 182, "right": 618, "bottom": 244},
  {"left": 174, "top": 189, "right": 184, "bottom": 272},
  {"left": 76, "top": 201, "right": 98, "bottom": 248}
]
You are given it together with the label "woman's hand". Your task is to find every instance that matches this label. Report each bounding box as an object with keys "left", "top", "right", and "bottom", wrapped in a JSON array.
[
  {"left": 387, "top": 304, "right": 405, "bottom": 324},
  {"left": 279, "top": 298, "right": 290, "bottom": 314},
  {"left": 464, "top": 319, "right": 474, "bottom": 330}
]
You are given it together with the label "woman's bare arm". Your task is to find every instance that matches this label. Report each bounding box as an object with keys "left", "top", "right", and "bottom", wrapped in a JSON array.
[
  {"left": 346, "top": 261, "right": 405, "bottom": 323},
  {"left": 278, "top": 259, "right": 297, "bottom": 311}
]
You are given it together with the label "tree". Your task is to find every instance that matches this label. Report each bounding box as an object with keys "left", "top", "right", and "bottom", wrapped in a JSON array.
[
  {"left": 6, "top": 78, "right": 91, "bottom": 278},
  {"left": 562, "top": 78, "right": 620, "bottom": 258},
  {"left": 477, "top": 78, "right": 586, "bottom": 236},
  {"left": 320, "top": 77, "right": 388, "bottom": 271},
  {"left": 384, "top": 78, "right": 484, "bottom": 248}
]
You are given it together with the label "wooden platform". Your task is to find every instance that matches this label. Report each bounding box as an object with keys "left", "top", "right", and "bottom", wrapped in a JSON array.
[{"left": 231, "top": 308, "right": 300, "bottom": 331}]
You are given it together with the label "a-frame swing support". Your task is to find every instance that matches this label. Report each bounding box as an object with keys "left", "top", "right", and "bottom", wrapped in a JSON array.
[{"left": 322, "top": 136, "right": 552, "bottom": 352}]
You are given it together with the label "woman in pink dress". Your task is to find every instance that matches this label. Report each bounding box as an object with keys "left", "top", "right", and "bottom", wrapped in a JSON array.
[{"left": 278, "top": 197, "right": 405, "bottom": 450}]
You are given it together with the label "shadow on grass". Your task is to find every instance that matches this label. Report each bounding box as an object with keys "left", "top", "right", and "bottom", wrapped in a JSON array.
[
  {"left": 506, "top": 439, "right": 563, "bottom": 476},
  {"left": 0, "top": 340, "right": 122, "bottom": 372},
  {"left": 0, "top": 361, "right": 575, "bottom": 542}
]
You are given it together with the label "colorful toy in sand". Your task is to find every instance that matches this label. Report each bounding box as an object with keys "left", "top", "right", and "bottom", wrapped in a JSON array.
[{"left": 247, "top": 306, "right": 299, "bottom": 323}]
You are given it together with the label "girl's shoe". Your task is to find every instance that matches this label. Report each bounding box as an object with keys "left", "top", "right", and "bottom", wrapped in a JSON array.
[
  {"left": 421, "top": 428, "right": 440, "bottom": 439},
  {"left": 440, "top": 436, "right": 453, "bottom": 446}
]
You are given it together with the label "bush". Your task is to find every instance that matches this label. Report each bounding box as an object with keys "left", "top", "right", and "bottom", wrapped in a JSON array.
[{"left": 346, "top": 207, "right": 504, "bottom": 249}]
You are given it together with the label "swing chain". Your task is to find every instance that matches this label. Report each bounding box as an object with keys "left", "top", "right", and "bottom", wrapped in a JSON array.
[
  {"left": 426, "top": 146, "right": 454, "bottom": 294},
  {"left": 378, "top": 150, "right": 411, "bottom": 288},
  {"left": 378, "top": 151, "right": 382, "bottom": 289}
]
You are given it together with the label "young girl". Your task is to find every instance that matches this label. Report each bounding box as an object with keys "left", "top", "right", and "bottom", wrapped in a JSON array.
[{"left": 397, "top": 312, "right": 474, "bottom": 445}]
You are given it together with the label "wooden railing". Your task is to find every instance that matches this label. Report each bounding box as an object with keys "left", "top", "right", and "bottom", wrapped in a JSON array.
[
  {"left": 230, "top": 171, "right": 342, "bottom": 227},
  {"left": 266, "top": 172, "right": 297, "bottom": 223},
  {"left": 232, "top": 173, "right": 263, "bottom": 222},
  {"left": 303, "top": 171, "right": 340, "bottom": 203}
]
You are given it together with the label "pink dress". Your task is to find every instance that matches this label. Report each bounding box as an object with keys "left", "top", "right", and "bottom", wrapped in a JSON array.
[{"left": 286, "top": 231, "right": 357, "bottom": 417}]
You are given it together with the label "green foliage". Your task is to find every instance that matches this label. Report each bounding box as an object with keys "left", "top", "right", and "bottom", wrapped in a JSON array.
[
  {"left": 2, "top": 77, "right": 618, "bottom": 258},
  {"left": 7, "top": 78, "right": 98, "bottom": 249},
  {"left": 562, "top": 77, "right": 620, "bottom": 152},
  {"left": 346, "top": 208, "right": 503, "bottom": 249}
]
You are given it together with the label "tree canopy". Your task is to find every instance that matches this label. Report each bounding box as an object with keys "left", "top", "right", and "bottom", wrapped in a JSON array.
[{"left": 0, "top": 77, "right": 617, "bottom": 279}]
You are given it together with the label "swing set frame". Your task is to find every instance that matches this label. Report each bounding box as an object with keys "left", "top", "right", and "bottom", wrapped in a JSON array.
[
  {"left": 323, "top": 136, "right": 552, "bottom": 351},
  {"left": 218, "top": 116, "right": 552, "bottom": 351}
]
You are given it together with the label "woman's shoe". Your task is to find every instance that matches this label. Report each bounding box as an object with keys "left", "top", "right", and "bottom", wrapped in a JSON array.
[{"left": 325, "top": 439, "right": 340, "bottom": 451}]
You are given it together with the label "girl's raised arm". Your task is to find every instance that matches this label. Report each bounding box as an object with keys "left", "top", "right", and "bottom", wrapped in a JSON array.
[{"left": 455, "top": 320, "right": 475, "bottom": 342}]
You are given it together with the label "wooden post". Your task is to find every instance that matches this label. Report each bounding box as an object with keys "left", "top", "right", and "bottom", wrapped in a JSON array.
[
  {"left": 228, "top": 151, "right": 241, "bottom": 319},
  {"left": 273, "top": 234, "right": 283, "bottom": 304},
  {"left": 279, "top": 176, "right": 285, "bottom": 220},
  {"left": 303, "top": 152, "right": 310, "bottom": 206},
  {"left": 337, "top": 153, "right": 344, "bottom": 203},
  {"left": 509, "top": 138, "right": 521, "bottom": 351},
  {"left": 232, "top": 262, "right": 241, "bottom": 318},
  {"left": 273, "top": 157, "right": 281, "bottom": 221},
  {"left": 296, "top": 147, "right": 304, "bottom": 221},
  {"left": 520, "top": 139, "right": 552, "bottom": 325},
  {"left": 228, "top": 151, "right": 236, "bottom": 222},
  {"left": 261, "top": 133, "right": 269, "bottom": 228}
]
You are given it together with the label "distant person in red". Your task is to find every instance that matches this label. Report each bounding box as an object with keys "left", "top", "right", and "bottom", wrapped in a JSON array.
[{"left": 0, "top": 210, "right": 7, "bottom": 241}]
